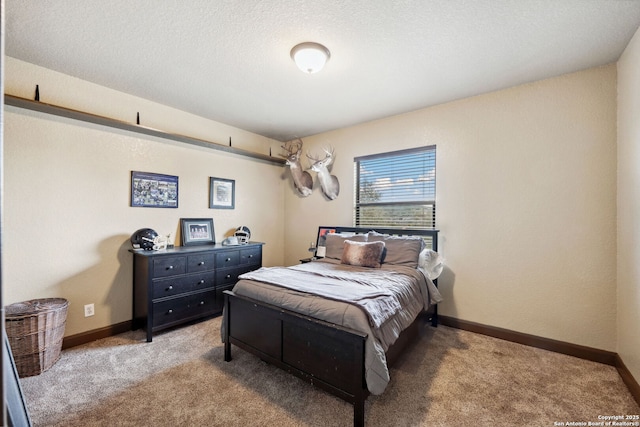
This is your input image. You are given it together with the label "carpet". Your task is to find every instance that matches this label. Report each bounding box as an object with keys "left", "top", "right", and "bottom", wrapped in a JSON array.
[{"left": 19, "top": 316, "right": 639, "bottom": 426}]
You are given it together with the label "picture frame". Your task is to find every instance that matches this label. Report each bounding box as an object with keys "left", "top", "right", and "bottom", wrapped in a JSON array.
[
  {"left": 180, "top": 218, "right": 215, "bottom": 246},
  {"left": 131, "top": 171, "right": 178, "bottom": 208},
  {"left": 314, "top": 227, "right": 336, "bottom": 257},
  {"left": 210, "top": 177, "right": 235, "bottom": 209}
]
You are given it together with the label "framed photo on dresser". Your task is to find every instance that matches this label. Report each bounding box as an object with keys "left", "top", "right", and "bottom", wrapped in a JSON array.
[{"left": 180, "top": 218, "right": 215, "bottom": 246}]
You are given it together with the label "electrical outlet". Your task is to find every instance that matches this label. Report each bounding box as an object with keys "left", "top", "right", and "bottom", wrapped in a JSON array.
[{"left": 84, "top": 303, "right": 95, "bottom": 317}]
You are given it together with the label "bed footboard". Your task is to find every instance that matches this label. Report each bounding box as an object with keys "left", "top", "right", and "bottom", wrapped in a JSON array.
[{"left": 223, "top": 290, "right": 369, "bottom": 427}]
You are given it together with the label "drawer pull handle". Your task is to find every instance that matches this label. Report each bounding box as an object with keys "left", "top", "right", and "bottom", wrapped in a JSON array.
[
  {"left": 248, "top": 254, "right": 253, "bottom": 258},
  {"left": 199, "top": 301, "right": 205, "bottom": 305},
  {"left": 198, "top": 280, "right": 205, "bottom": 285},
  {"left": 167, "top": 309, "right": 173, "bottom": 314},
  {"left": 226, "top": 257, "right": 231, "bottom": 262},
  {"left": 167, "top": 285, "right": 173, "bottom": 291},
  {"left": 167, "top": 265, "right": 174, "bottom": 270},
  {"left": 226, "top": 274, "right": 231, "bottom": 279},
  {"left": 198, "top": 261, "right": 205, "bottom": 266}
]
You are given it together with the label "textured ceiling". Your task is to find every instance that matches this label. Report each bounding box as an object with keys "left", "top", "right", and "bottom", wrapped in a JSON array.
[{"left": 6, "top": 1, "right": 640, "bottom": 142}]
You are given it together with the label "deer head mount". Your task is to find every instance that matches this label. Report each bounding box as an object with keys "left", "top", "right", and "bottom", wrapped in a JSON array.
[
  {"left": 281, "top": 139, "right": 313, "bottom": 197},
  {"left": 308, "top": 147, "right": 340, "bottom": 200}
]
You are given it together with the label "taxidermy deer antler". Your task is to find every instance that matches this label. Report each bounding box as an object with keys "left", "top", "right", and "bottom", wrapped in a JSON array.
[
  {"left": 281, "top": 139, "right": 313, "bottom": 197},
  {"left": 308, "top": 147, "right": 340, "bottom": 200}
]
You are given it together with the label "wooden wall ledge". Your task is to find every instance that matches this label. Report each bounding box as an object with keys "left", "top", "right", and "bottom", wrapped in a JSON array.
[{"left": 4, "top": 94, "right": 285, "bottom": 166}]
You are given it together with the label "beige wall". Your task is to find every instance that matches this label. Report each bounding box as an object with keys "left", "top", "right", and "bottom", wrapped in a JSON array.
[
  {"left": 3, "top": 58, "right": 286, "bottom": 336},
  {"left": 287, "top": 65, "right": 618, "bottom": 351},
  {"left": 2, "top": 57, "right": 623, "bottom": 355},
  {"left": 617, "top": 27, "right": 640, "bottom": 385}
]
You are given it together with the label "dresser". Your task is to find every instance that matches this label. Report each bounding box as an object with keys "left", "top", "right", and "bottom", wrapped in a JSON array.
[{"left": 131, "top": 243, "right": 263, "bottom": 342}]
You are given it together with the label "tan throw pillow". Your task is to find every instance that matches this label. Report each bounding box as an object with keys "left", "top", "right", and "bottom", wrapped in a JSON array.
[{"left": 341, "top": 240, "right": 385, "bottom": 268}]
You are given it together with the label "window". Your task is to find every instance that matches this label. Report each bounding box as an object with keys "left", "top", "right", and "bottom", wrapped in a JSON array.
[{"left": 354, "top": 146, "right": 436, "bottom": 229}]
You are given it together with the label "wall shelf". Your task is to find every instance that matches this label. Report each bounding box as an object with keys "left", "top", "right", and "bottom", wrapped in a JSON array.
[{"left": 4, "top": 94, "right": 285, "bottom": 166}]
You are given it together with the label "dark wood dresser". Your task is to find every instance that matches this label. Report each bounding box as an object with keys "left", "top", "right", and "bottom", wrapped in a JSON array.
[{"left": 131, "top": 243, "right": 263, "bottom": 342}]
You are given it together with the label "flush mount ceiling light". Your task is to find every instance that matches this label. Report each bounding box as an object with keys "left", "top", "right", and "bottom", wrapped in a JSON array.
[{"left": 290, "top": 42, "right": 331, "bottom": 74}]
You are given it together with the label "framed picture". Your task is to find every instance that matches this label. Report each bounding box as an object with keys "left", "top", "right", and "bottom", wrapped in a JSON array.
[
  {"left": 210, "top": 177, "right": 235, "bottom": 209},
  {"left": 180, "top": 218, "right": 215, "bottom": 246},
  {"left": 314, "top": 227, "right": 336, "bottom": 257},
  {"left": 131, "top": 171, "right": 178, "bottom": 208}
]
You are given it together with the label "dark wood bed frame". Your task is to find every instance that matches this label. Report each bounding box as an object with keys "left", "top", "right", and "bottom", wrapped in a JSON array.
[{"left": 223, "top": 227, "right": 439, "bottom": 427}]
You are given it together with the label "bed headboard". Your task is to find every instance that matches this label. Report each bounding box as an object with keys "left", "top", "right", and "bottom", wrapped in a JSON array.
[{"left": 315, "top": 226, "right": 439, "bottom": 254}]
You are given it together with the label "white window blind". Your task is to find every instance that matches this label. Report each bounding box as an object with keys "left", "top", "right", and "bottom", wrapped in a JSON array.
[{"left": 354, "top": 146, "right": 436, "bottom": 229}]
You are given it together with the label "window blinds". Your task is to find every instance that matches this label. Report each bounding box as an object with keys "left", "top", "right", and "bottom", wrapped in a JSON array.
[{"left": 354, "top": 145, "right": 436, "bottom": 229}]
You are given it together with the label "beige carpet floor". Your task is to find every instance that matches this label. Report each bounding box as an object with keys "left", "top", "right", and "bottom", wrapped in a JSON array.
[{"left": 18, "top": 316, "right": 639, "bottom": 426}]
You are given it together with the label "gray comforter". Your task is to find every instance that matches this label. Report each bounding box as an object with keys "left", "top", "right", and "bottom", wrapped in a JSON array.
[{"left": 228, "top": 258, "right": 441, "bottom": 394}]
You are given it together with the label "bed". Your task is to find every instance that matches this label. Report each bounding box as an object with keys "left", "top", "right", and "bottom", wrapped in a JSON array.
[{"left": 222, "top": 226, "right": 442, "bottom": 426}]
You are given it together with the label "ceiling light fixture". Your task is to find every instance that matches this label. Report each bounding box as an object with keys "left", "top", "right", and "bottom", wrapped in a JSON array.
[{"left": 290, "top": 42, "right": 331, "bottom": 74}]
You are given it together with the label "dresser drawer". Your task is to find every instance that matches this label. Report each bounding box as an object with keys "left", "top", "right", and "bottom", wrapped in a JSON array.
[
  {"left": 152, "top": 290, "right": 217, "bottom": 328},
  {"left": 152, "top": 272, "right": 215, "bottom": 299},
  {"left": 240, "top": 247, "right": 261, "bottom": 265},
  {"left": 153, "top": 256, "right": 187, "bottom": 278},
  {"left": 187, "top": 253, "right": 215, "bottom": 273},
  {"left": 216, "top": 251, "right": 240, "bottom": 268},
  {"left": 216, "top": 265, "right": 257, "bottom": 286}
]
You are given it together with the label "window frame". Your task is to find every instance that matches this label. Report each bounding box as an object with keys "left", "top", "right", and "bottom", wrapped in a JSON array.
[{"left": 354, "top": 145, "right": 436, "bottom": 229}]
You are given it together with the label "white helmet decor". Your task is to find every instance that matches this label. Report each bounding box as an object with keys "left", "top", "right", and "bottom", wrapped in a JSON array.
[{"left": 234, "top": 226, "right": 251, "bottom": 244}]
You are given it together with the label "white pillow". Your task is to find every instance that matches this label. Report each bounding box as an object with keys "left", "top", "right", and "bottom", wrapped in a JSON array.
[{"left": 418, "top": 249, "right": 444, "bottom": 280}]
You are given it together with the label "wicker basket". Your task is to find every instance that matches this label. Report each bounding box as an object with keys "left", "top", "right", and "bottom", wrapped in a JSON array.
[{"left": 5, "top": 298, "right": 69, "bottom": 377}]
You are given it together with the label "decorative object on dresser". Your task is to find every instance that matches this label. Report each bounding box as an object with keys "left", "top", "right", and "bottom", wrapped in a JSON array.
[
  {"left": 130, "top": 171, "right": 179, "bottom": 208},
  {"left": 234, "top": 226, "right": 251, "bottom": 244},
  {"left": 209, "top": 177, "right": 235, "bottom": 209},
  {"left": 180, "top": 218, "right": 215, "bottom": 246},
  {"left": 132, "top": 243, "right": 263, "bottom": 342},
  {"left": 130, "top": 228, "right": 173, "bottom": 251},
  {"left": 130, "top": 228, "right": 159, "bottom": 251}
]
